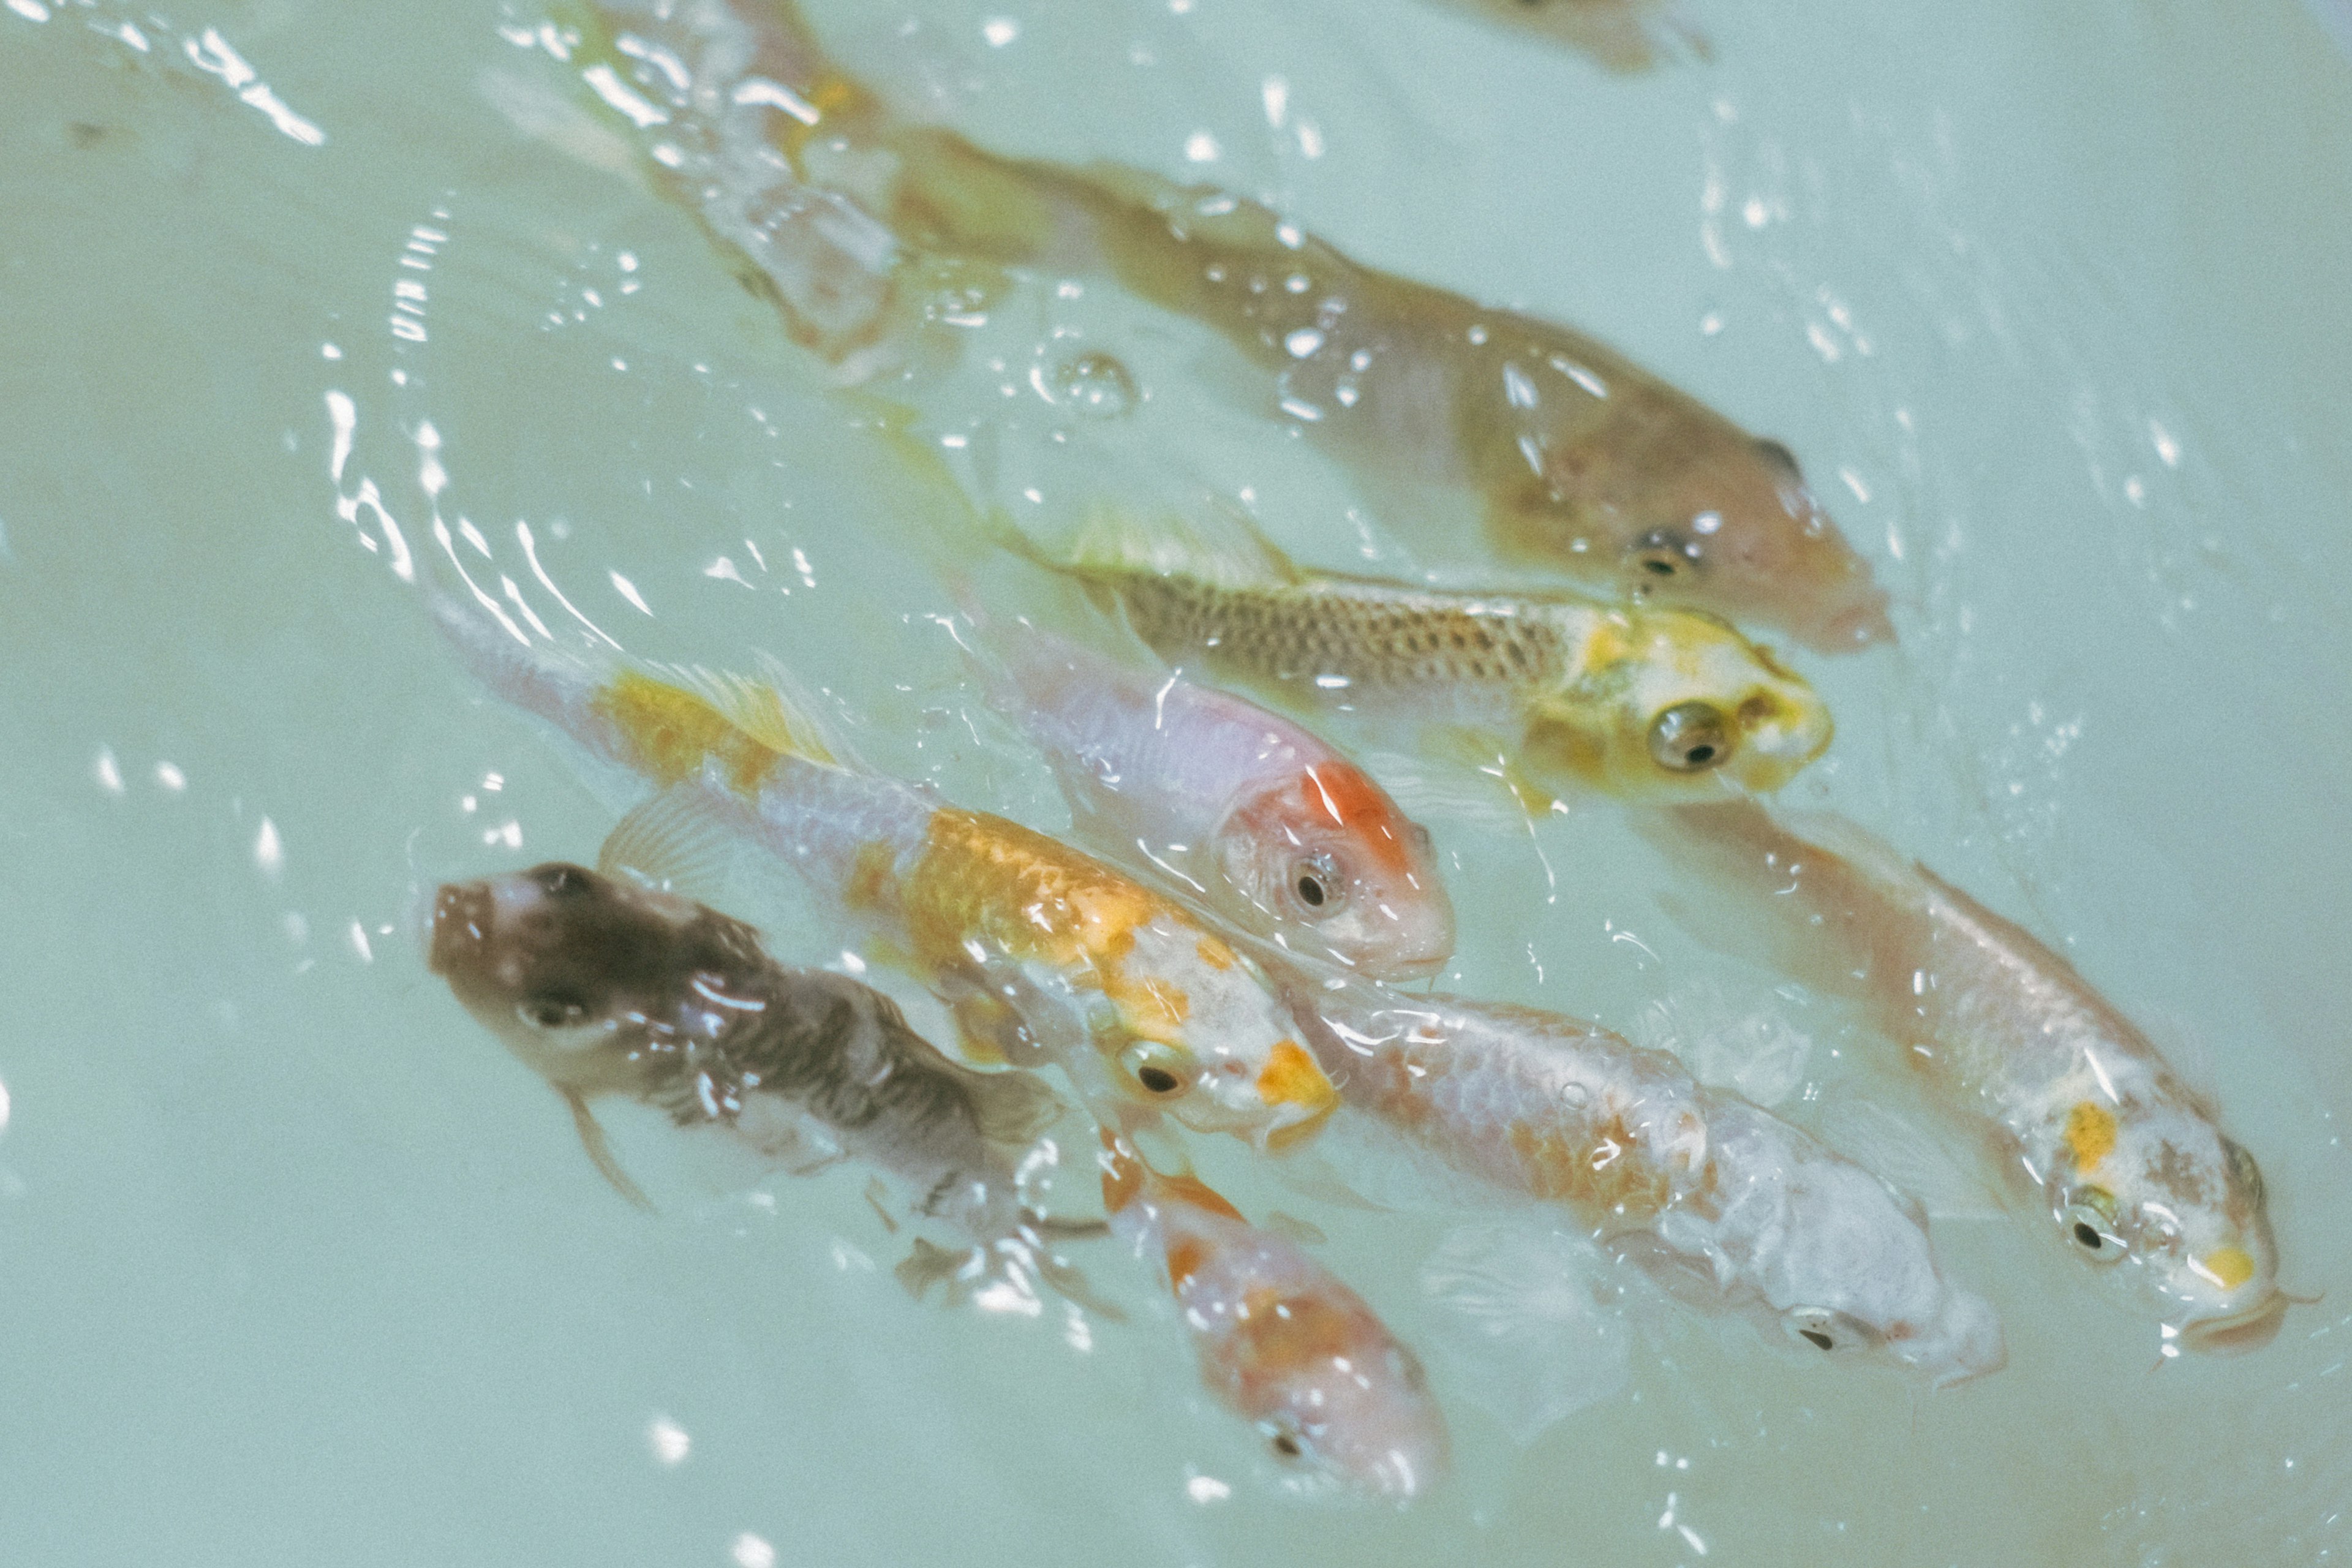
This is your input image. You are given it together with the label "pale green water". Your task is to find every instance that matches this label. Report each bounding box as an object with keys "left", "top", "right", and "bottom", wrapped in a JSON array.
[{"left": 4, "top": 0, "right": 2352, "bottom": 1562}]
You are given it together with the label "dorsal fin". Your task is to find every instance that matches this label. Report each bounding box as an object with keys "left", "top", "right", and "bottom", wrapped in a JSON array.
[
  {"left": 1061, "top": 507, "right": 1299, "bottom": 590},
  {"left": 642, "top": 658, "right": 850, "bottom": 771}
]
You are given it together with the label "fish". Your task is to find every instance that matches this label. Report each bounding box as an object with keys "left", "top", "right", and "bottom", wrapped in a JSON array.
[
  {"left": 1273, "top": 959, "right": 2007, "bottom": 1387},
  {"left": 1644, "top": 801, "right": 2290, "bottom": 1353},
  {"left": 426, "top": 853, "right": 1097, "bottom": 1298},
  {"left": 1006, "top": 514, "right": 1832, "bottom": 802},
  {"left": 1101, "top": 1130, "right": 1450, "bottom": 1498},
  {"left": 961, "top": 617, "right": 1457, "bottom": 979},
  {"left": 1427, "top": 0, "right": 1708, "bottom": 73},
  {"left": 428, "top": 595, "right": 1342, "bottom": 1155},
  {"left": 575, "top": 0, "right": 1893, "bottom": 652}
]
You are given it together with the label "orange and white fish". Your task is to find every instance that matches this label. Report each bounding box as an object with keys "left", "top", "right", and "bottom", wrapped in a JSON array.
[
  {"left": 1646, "top": 802, "right": 2290, "bottom": 1354},
  {"left": 1102, "top": 1131, "right": 1450, "bottom": 1498},
  {"left": 963, "top": 620, "right": 1455, "bottom": 980},
  {"left": 562, "top": 0, "right": 1891, "bottom": 652},
  {"left": 428, "top": 596, "right": 1341, "bottom": 1155},
  {"left": 1275, "top": 960, "right": 2007, "bottom": 1387}
]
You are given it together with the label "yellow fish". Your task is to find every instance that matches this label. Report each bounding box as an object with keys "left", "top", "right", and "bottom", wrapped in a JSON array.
[{"left": 1009, "top": 514, "right": 1832, "bottom": 802}]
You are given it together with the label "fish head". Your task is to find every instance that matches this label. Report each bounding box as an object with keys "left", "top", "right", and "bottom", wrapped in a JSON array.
[
  {"left": 1616, "top": 432, "right": 1896, "bottom": 655},
  {"left": 1248, "top": 1311, "right": 1452, "bottom": 1501},
  {"left": 2051, "top": 1109, "right": 2285, "bottom": 1354},
  {"left": 427, "top": 862, "right": 755, "bottom": 1093},
  {"left": 1210, "top": 761, "right": 1456, "bottom": 981},
  {"left": 1520, "top": 611, "right": 1833, "bottom": 799},
  {"left": 1751, "top": 1153, "right": 2007, "bottom": 1387},
  {"left": 1098, "top": 922, "right": 1341, "bottom": 1151},
  {"left": 1494, "top": 388, "right": 1893, "bottom": 654}
]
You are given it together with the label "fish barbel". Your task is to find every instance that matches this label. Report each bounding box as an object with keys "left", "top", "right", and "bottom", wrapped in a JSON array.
[
  {"left": 429, "top": 597, "right": 1341, "bottom": 1155},
  {"left": 428, "top": 858, "right": 1086, "bottom": 1292},
  {"left": 964, "top": 619, "right": 1456, "bottom": 979},
  {"left": 1648, "top": 802, "right": 2289, "bottom": 1353},
  {"left": 570, "top": 0, "right": 1891, "bottom": 652},
  {"left": 1015, "top": 516, "right": 1831, "bottom": 801},
  {"left": 1101, "top": 1131, "right": 1450, "bottom": 1498},
  {"left": 1276, "top": 962, "right": 2007, "bottom": 1386}
]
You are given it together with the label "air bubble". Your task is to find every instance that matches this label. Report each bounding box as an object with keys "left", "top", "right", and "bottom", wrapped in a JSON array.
[{"left": 1050, "top": 352, "right": 1138, "bottom": 418}]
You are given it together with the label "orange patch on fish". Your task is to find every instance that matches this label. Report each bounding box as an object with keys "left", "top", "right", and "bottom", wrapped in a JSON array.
[
  {"left": 843, "top": 840, "right": 901, "bottom": 914},
  {"left": 906, "top": 809, "right": 1160, "bottom": 973},
  {"left": 1164, "top": 1237, "right": 1210, "bottom": 1291},
  {"left": 2065, "top": 1101, "right": 2117, "bottom": 1172},
  {"left": 1256, "top": 1039, "right": 1330, "bottom": 1109},
  {"left": 1298, "top": 762, "right": 1415, "bottom": 872},
  {"left": 1162, "top": 1172, "right": 1246, "bottom": 1224},
  {"left": 1195, "top": 936, "right": 1235, "bottom": 971},
  {"left": 1224, "top": 1290, "right": 1361, "bottom": 1382}
]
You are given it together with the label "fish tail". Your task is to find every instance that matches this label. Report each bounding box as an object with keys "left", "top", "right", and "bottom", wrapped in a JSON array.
[{"left": 424, "top": 589, "right": 627, "bottom": 747}]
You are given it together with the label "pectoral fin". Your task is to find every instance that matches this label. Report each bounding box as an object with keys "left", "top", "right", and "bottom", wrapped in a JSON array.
[{"left": 563, "top": 1088, "right": 653, "bottom": 1211}]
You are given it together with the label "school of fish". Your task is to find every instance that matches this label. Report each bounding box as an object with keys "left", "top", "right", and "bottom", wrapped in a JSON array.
[{"left": 388, "top": 0, "right": 2303, "bottom": 1508}]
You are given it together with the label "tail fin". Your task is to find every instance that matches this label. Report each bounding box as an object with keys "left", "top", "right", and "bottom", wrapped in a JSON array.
[{"left": 1418, "top": 1220, "right": 1630, "bottom": 1445}]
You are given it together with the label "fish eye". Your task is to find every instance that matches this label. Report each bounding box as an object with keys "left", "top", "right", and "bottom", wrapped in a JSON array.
[
  {"left": 1782, "top": 1306, "right": 1868, "bottom": 1353},
  {"left": 1648, "top": 702, "right": 1733, "bottom": 773},
  {"left": 1117, "top": 1039, "right": 1196, "bottom": 1098},
  {"left": 2223, "top": 1139, "right": 2266, "bottom": 1204},
  {"left": 1629, "top": 527, "right": 1698, "bottom": 580},
  {"left": 1754, "top": 437, "right": 1805, "bottom": 481},
  {"left": 1288, "top": 851, "right": 1348, "bottom": 917},
  {"left": 1262, "top": 1417, "right": 1310, "bottom": 1463},
  {"left": 519, "top": 992, "right": 590, "bottom": 1030},
  {"left": 2062, "top": 1189, "right": 2127, "bottom": 1263}
]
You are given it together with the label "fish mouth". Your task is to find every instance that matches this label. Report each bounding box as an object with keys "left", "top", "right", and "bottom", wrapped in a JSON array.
[
  {"left": 1376, "top": 952, "right": 1449, "bottom": 985},
  {"left": 426, "top": 882, "right": 491, "bottom": 976},
  {"left": 2177, "top": 1293, "right": 2289, "bottom": 1355}
]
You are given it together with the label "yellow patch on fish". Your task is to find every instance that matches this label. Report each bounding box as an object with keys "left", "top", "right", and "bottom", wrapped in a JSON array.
[
  {"left": 1195, "top": 936, "right": 1235, "bottom": 971},
  {"left": 2200, "top": 1247, "right": 2256, "bottom": 1291},
  {"left": 1135, "top": 976, "right": 1189, "bottom": 1028},
  {"left": 595, "top": 671, "right": 777, "bottom": 793},
  {"left": 2064, "top": 1101, "right": 2118, "bottom": 1172}
]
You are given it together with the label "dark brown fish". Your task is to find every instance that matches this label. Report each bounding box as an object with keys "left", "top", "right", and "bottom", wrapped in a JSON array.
[{"left": 428, "top": 861, "right": 1079, "bottom": 1295}]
